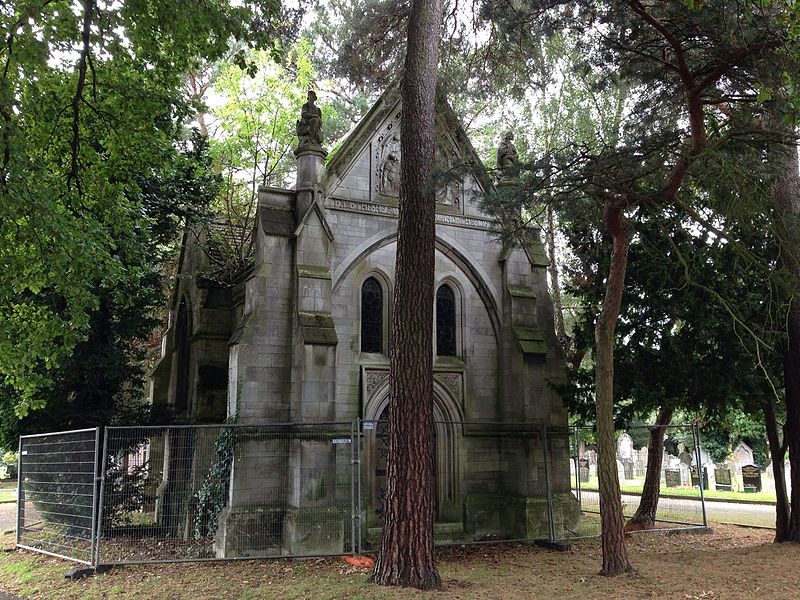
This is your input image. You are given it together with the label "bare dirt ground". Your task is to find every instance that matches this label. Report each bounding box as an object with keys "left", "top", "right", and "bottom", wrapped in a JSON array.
[{"left": 0, "top": 524, "right": 797, "bottom": 599}]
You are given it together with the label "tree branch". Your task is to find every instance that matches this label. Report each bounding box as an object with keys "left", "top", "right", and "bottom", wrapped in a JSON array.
[{"left": 66, "top": 0, "right": 95, "bottom": 196}]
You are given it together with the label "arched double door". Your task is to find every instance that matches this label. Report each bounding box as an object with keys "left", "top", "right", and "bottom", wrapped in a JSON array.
[{"left": 367, "top": 384, "right": 462, "bottom": 525}]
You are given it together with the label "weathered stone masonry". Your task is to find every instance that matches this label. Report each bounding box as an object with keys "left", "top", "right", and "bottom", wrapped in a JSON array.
[{"left": 150, "top": 83, "right": 578, "bottom": 555}]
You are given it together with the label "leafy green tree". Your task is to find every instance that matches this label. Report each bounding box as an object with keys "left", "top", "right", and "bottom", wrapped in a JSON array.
[
  {"left": 0, "top": 0, "right": 295, "bottom": 415},
  {"left": 0, "top": 132, "right": 220, "bottom": 445}
]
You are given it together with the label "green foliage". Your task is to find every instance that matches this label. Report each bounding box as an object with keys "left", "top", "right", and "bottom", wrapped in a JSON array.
[
  {"left": 0, "top": 0, "right": 294, "bottom": 415},
  {"left": 0, "top": 133, "right": 220, "bottom": 445},
  {"left": 192, "top": 423, "right": 237, "bottom": 539}
]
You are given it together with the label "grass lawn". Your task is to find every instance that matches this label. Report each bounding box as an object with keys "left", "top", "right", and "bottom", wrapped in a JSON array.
[
  {"left": 0, "top": 489, "right": 16, "bottom": 504},
  {"left": 580, "top": 478, "right": 777, "bottom": 503},
  {"left": 0, "top": 524, "right": 795, "bottom": 599}
]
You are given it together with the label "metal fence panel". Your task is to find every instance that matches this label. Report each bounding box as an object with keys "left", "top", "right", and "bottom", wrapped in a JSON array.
[
  {"left": 14, "top": 420, "right": 708, "bottom": 566},
  {"left": 96, "top": 422, "right": 356, "bottom": 564},
  {"left": 359, "top": 420, "right": 559, "bottom": 551},
  {"left": 564, "top": 424, "right": 707, "bottom": 540},
  {"left": 17, "top": 428, "right": 100, "bottom": 565}
]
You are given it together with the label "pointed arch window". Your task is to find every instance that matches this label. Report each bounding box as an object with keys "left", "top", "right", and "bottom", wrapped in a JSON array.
[
  {"left": 361, "top": 277, "right": 384, "bottom": 353},
  {"left": 436, "top": 284, "right": 457, "bottom": 357}
]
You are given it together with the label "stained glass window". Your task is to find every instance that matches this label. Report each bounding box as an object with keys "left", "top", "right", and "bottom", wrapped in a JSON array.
[
  {"left": 436, "top": 284, "right": 457, "bottom": 356},
  {"left": 361, "top": 277, "right": 383, "bottom": 353}
]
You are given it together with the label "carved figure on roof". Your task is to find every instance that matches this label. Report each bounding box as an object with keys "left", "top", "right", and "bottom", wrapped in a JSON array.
[
  {"left": 496, "top": 131, "right": 519, "bottom": 178},
  {"left": 296, "top": 90, "right": 323, "bottom": 148}
]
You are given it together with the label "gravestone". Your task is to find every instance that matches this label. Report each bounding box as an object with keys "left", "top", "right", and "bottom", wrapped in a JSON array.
[
  {"left": 579, "top": 457, "right": 590, "bottom": 483},
  {"left": 733, "top": 441, "right": 754, "bottom": 466},
  {"left": 617, "top": 459, "right": 626, "bottom": 483},
  {"left": 691, "top": 465, "right": 709, "bottom": 489},
  {"left": 635, "top": 446, "right": 648, "bottom": 478},
  {"left": 617, "top": 433, "right": 635, "bottom": 480},
  {"left": 715, "top": 467, "right": 732, "bottom": 491},
  {"left": 698, "top": 445, "right": 711, "bottom": 466},
  {"left": 679, "top": 449, "right": 694, "bottom": 466},
  {"left": 741, "top": 464, "right": 762, "bottom": 492},
  {"left": 678, "top": 462, "right": 691, "bottom": 486},
  {"left": 665, "top": 468, "right": 681, "bottom": 488}
]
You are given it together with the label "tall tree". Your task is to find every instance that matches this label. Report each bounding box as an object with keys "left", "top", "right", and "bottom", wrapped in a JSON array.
[
  {"left": 369, "top": 0, "right": 444, "bottom": 589},
  {"left": 771, "top": 141, "right": 800, "bottom": 541},
  {"left": 481, "top": 0, "right": 793, "bottom": 574}
]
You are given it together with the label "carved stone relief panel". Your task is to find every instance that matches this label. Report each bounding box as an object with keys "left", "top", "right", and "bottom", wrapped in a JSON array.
[
  {"left": 373, "top": 110, "right": 463, "bottom": 210},
  {"left": 433, "top": 131, "right": 462, "bottom": 209},
  {"left": 434, "top": 371, "right": 463, "bottom": 403},
  {"left": 375, "top": 111, "right": 402, "bottom": 198},
  {"left": 364, "top": 368, "right": 390, "bottom": 403}
]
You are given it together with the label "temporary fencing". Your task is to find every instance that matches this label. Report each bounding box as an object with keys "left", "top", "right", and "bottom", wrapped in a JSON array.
[{"left": 16, "top": 421, "right": 708, "bottom": 566}]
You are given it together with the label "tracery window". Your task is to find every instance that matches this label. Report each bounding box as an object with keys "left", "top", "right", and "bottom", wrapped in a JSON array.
[
  {"left": 436, "top": 284, "right": 457, "bottom": 357},
  {"left": 361, "top": 277, "right": 383, "bottom": 353}
]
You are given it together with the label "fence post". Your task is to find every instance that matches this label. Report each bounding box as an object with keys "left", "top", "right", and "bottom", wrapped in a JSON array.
[
  {"left": 15, "top": 436, "right": 23, "bottom": 547},
  {"left": 349, "top": 419, "right": 356, "bottom": 556},
  {"left": 541, "top": 424, "right": 556, "bottom": 542},
  {"left": 573, "top": 426, "right": 581, "bottom": 508},
  {"left": 355, "top": 418, "right": 363, "bottom": 555},
  {"left": 93, "top": 427, "right": 110, "bottom": 567},
  {"left": 692, "top": 423, "right": 708, "bottom": 528},
  {"left": 89, "top": 428, "right": 101, "bottom": 567}
]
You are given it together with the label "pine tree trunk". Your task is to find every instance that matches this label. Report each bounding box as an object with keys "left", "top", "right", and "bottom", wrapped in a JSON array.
[
  {"left": 763, "top": 397, "right": 790, "bottom": 541},
  {"left": 773, "top": 143, "right": 800, "bottom": 543},
  {"left": 628, "top": 406, "right": 673, "bottom": 528},
  {"left": 369, "top": 0, "right": 443, "bottom": 589},
  {"left": 595, "top": 202, "right": 634, "bottom": 576}
]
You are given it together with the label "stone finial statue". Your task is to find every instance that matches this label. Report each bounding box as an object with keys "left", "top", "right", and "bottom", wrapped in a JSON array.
[
  {"left": 496, "top": 131, "right": 519, "bottom": 179},
  {"left": 296, "top": 90, "right": 323, "bottom": 148}
]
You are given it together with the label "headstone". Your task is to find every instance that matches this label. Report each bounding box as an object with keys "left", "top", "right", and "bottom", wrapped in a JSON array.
[
  {"left": 617, "top": 433, "right": 634, "bottom": 461},
  {"left": 679, "top": 449, "right": 694, "bottom": 466},
  {"left": 617, "top": 459, "right": 626, "bottom": 483},
  {"left": 623, "top": 460, "right": 634, "bottom": 480},
  {"left": 715, "top": 467, "right": 732, "bottom": 491},
  {"left": 678, "top": 462, "right": 691, "bottom": 486},
  {"left": 635, "top": 446, "right": 648, "bottom": 477},
  {"left": 691, "top": 465, "right": 709, "bottom": 489},
  {"left": 733, "top": 441, "right": 754, "bottom": 466},
  {"left": 741, "top": 464, "right": 762, "bottom": 492},
  {"left": 579, "top": 457, "right": 590, "bottom": 483},
  {"left": 698, "top": 445, "right": 711, "bottom": 466},
  {"left": 665, "top": 468, "right": 681, "bottom": 488}
]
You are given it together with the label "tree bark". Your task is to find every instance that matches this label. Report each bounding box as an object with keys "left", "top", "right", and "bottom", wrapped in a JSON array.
[
  {"left": 772, "top": 142, "right": 800, "bottom": 543},
  {"left": 369, "top": 0, "right": 443, "bottom": 589},
  {"left": 627, "top": 406, "right": 673, "bottom": 529},
  {"left": 763, "top": 396, "right": 790, "bottom": 541},
  {"left": 595, "top": 202, "right": 635, "bottom": 576}
]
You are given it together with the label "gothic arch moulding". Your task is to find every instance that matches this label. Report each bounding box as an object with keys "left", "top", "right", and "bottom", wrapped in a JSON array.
[{"left": 332, "top": 231, "right": 500, "bottom": 337}]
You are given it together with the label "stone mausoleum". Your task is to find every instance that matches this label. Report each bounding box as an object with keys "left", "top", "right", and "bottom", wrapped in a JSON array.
[{"left": 150, "top": 83, "right": 578, "bottom": 556}]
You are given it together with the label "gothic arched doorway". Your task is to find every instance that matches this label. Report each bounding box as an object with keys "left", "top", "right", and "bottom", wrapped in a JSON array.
[{"left": 366, "top": 382, "right": 463, "bottom": 526}]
